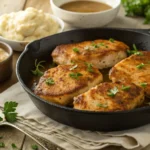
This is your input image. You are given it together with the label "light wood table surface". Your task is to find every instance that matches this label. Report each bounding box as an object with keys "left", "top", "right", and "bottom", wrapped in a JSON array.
[{"left": 0, "top": 0, "right": 149, "bottom": 150}]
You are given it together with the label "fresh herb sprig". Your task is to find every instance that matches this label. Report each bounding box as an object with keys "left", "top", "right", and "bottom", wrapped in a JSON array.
[
  {"left": 136, "top": 63, "right": 145, "bottom": 69},
  {"left": 45, "top": 78, "right": 55, "bottom": 85},
  {"left": 0, "top": 142, "right": 5, "bottom": 148},
  {"left": 122, "top": 0, "right": 150, "bottom": 24},
  {"left": 85, "top": 63, "right": 94, "bottom": 73},
  {"left": 107, "top": 87, "right": 119, "bottom": 97},
  {"left": 31, "top": 59, "right": 45, "bottom": 77},
  {"left": 109, "top": 38, "right": 115, "bottom": 43},
  {"left": 140, "top": 82, "right": 148, "bottom": 88},
  {"left": 2, "top": 101, "right": 18, "bottom": 123},
  {"left": 12, "top": 143, "right": 17, "bottom": 149},
  {"left": 127, "top": 44, "right": 143, "bottom": 56},
  {"left": 31, "top": 144, "right": 38, "bottom": 150},
  {"left": 73, "top": 48, "right": 79, "bottom": 53},
  {"left": 97, "top": 103, "right": 108, "bottom": 108},
  {"left": 0, "top": 101, "right": 18, "bottom": 123},
  {"left": 121, "top": 85, "right": 131, "bottom": 91},
  {"left": 0, "top": 117, "right": 3, "bottom": 121},
  {"left": 69, "top": 72, "right": 83, "bottom": 79}
]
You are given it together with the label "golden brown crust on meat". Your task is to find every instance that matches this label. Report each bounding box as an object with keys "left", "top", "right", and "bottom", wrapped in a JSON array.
[
  {"left": 34, "top": 63, "right": 103, "bottom": 106},
  {"left": 109, "top": 51, "right": 150, "bottom": 97},
  {"left": 73, "top": 82, "right": 144, "bottom": 112},
  {"left": 52, "top": 39, "right": 129, "bottom": 69}
]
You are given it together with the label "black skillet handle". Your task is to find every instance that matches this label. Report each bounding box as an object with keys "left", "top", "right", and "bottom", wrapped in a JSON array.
[{"left": 125, "top": 28, "right": 150, "bottom": 35}]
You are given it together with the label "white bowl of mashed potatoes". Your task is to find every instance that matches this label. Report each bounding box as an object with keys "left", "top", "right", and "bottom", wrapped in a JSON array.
[{"left": 0, "top": 7, "right": 64, "bottom": 51}]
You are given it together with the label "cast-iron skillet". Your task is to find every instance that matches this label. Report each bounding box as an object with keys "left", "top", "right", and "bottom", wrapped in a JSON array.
[{"left": 16, "top": 28, "right": 150, "bottom": 131}]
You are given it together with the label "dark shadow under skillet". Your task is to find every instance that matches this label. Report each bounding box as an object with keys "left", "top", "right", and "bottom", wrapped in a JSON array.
[{"left": 16, "top": 28, "right": 150, "bottom": 131}]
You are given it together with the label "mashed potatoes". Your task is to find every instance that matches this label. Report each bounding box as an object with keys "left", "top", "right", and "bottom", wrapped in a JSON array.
[{"left": 0, "top": 7, "right": 60, "bottom": 42}]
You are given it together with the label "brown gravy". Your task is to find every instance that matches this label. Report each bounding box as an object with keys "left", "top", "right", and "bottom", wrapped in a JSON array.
[{"left": 60, "top": 1, "right": 112, "bottom": 13}]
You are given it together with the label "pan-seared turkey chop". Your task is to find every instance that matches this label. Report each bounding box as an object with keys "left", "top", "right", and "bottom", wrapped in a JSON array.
[
  {"left": 73, "top": 82, "right": 144, "bottom": 112},
  {"left": 52, "top": 39, "right": 129, "bottom": 69},
  {"left": 109, "top": 51, "right": 150, "bottom": 97},
  {"left": 34, "top": 63, "right": 103, "bottom": 106}
]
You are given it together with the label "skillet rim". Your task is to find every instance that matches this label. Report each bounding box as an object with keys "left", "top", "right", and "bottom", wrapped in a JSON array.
[{"left": 16, "top": 27, "right": 150, "bottom": 115}]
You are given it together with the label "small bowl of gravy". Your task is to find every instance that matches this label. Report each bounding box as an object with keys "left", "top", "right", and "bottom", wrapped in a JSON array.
[
  {"left": 50, "top": 0, "right": 121, "bottom": 28},
  {"left": 0, "top": 41, "right": 13, "bottom": 82}
]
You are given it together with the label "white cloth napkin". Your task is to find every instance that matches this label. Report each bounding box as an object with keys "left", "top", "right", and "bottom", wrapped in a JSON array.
[{"left": 0, "top": 83, "right": 150, "bottom": 150}]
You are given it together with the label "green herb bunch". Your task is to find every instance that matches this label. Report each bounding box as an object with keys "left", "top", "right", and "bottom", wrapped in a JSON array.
[{"left": 122, "top": 0, "right": 150, "bottom": 24}]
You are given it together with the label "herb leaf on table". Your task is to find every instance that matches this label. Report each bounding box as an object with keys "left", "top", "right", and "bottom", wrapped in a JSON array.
[{"left": 0, "top": 101, "right": 18, "bottom": 123}]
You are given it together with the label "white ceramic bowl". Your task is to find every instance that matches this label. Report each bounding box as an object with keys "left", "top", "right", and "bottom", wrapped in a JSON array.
[
  {"left": 50, "top": 0, "right": 121, "bottom": 28},
  {"left": 0, "top": 14, "right": 64, "bottom": 52}
]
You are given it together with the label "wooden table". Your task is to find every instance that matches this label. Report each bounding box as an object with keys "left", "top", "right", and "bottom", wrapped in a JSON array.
[{"left": 0, "top": 0, "right": 150, "bottom": 150}]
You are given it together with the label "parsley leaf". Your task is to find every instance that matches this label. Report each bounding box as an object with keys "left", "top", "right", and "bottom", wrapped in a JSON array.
[
  {"left": 122, "top": 0, "right": 150, "bottom": 24},
  {"left": 92, "top": 42, "right": 99, "bottom": 48},
  {"left": 69, "top": 72, "right": 83, "bottom": 79},
  {"left": 3, "top": 101, "right": 18, "bottom": 123},
  {"left": 0, "top": 142, "right": 5, "bottom": 148},
  {"left": 127, "top": 44, "right": 143, "bottom": 56},
  {"left": 12, "top": 143, "right": 17, "bottom": 149},
  {"left": 136, "top": 63, "right": 145, "bottom": 69},
  {"left": 31, "top": 59, "right": 45, "bottom": 77},
  {"left": 107, "top": 87, "right": 119, "bottom": 97},
  {"left": 45, "top": 78, "right": 55, "bottom": 85},
  {"left": 31, "top": 144, "right": 38, "bottom": 150},
  {"left": 140, "top": 82, "right": 148, "bottom": 88},
  {"left": 97, "top": 103, "right": 108, "bottom": 108},
  {"left": 73, "top": 48, "right": 79, "bottom": 53},
  {"left": 0, "top": 117, "right": 3, "bottom": 122},
  {"left": 109, "top": 38, "right": 115, "bottom": 43},
  {"left": 121, "top": 85, "right": 131, "bottom": 91},
  {"left": 85, "top": 63, "right": 93, "bottom": 73}
]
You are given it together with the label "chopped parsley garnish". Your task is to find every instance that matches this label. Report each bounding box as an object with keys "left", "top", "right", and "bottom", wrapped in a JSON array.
[
  {"left": 45, "top": 78, "right": 55, "bottom": 85},
  {"left": 99, "top": 43, "right": 105, "bottom": 46},
  {"left": 85, "top": 63, "right": 93, "bottom": 73},
  {"left": 69, "top": 64, "right": 78, "bottom": 71},
  {"left": 69, "top": 72, "right": 83, "bottom": 79},
  {"left": 127, "top": 44, "right": 143, "bottom": 56},
  {"left": 109, "top": 38, "right": 115, "bottom": 43},
  {"left": 136, "top": 63, "right": 145, "bottom": 69},
  {"left": 91, "top": 42, "right": 100, "bottom": 48},
  {"left": 31, "top": 59, "right": 45, "bottom": 77},
  {"left": 140, "top": 82, "right": 148, "bottom": 88},
  {"left": 31, "top": 144, "right": 38, "bottom": 150},
  {"left": 0, "top": 142, "right": 5, "bottom": 148},
  {"left": 97, "top": 103, "right": 108, "bottom": 108},
  {"left": 133, "top": 44, "right": 137, "bottom": 51},
  {"left": 121, "top": 85, "right": 131, "bottom": 91},
  {"left": 0, "top": 117, "right": 3, "bottom": 121},
  {"left": 12, "top": 143, "right": 17, "bottom": 149},
  {"left": 107, "top": 87, "right": 119, "bottom": 97},
  {"left": 92, "top": 43, "right": 99, "bottom": 48},
  {"left": 73, "top": 47, "right": 79, "bottom": 53},
  {"left": 2, "top": 101, "right": 18, "bottom": 123}
]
